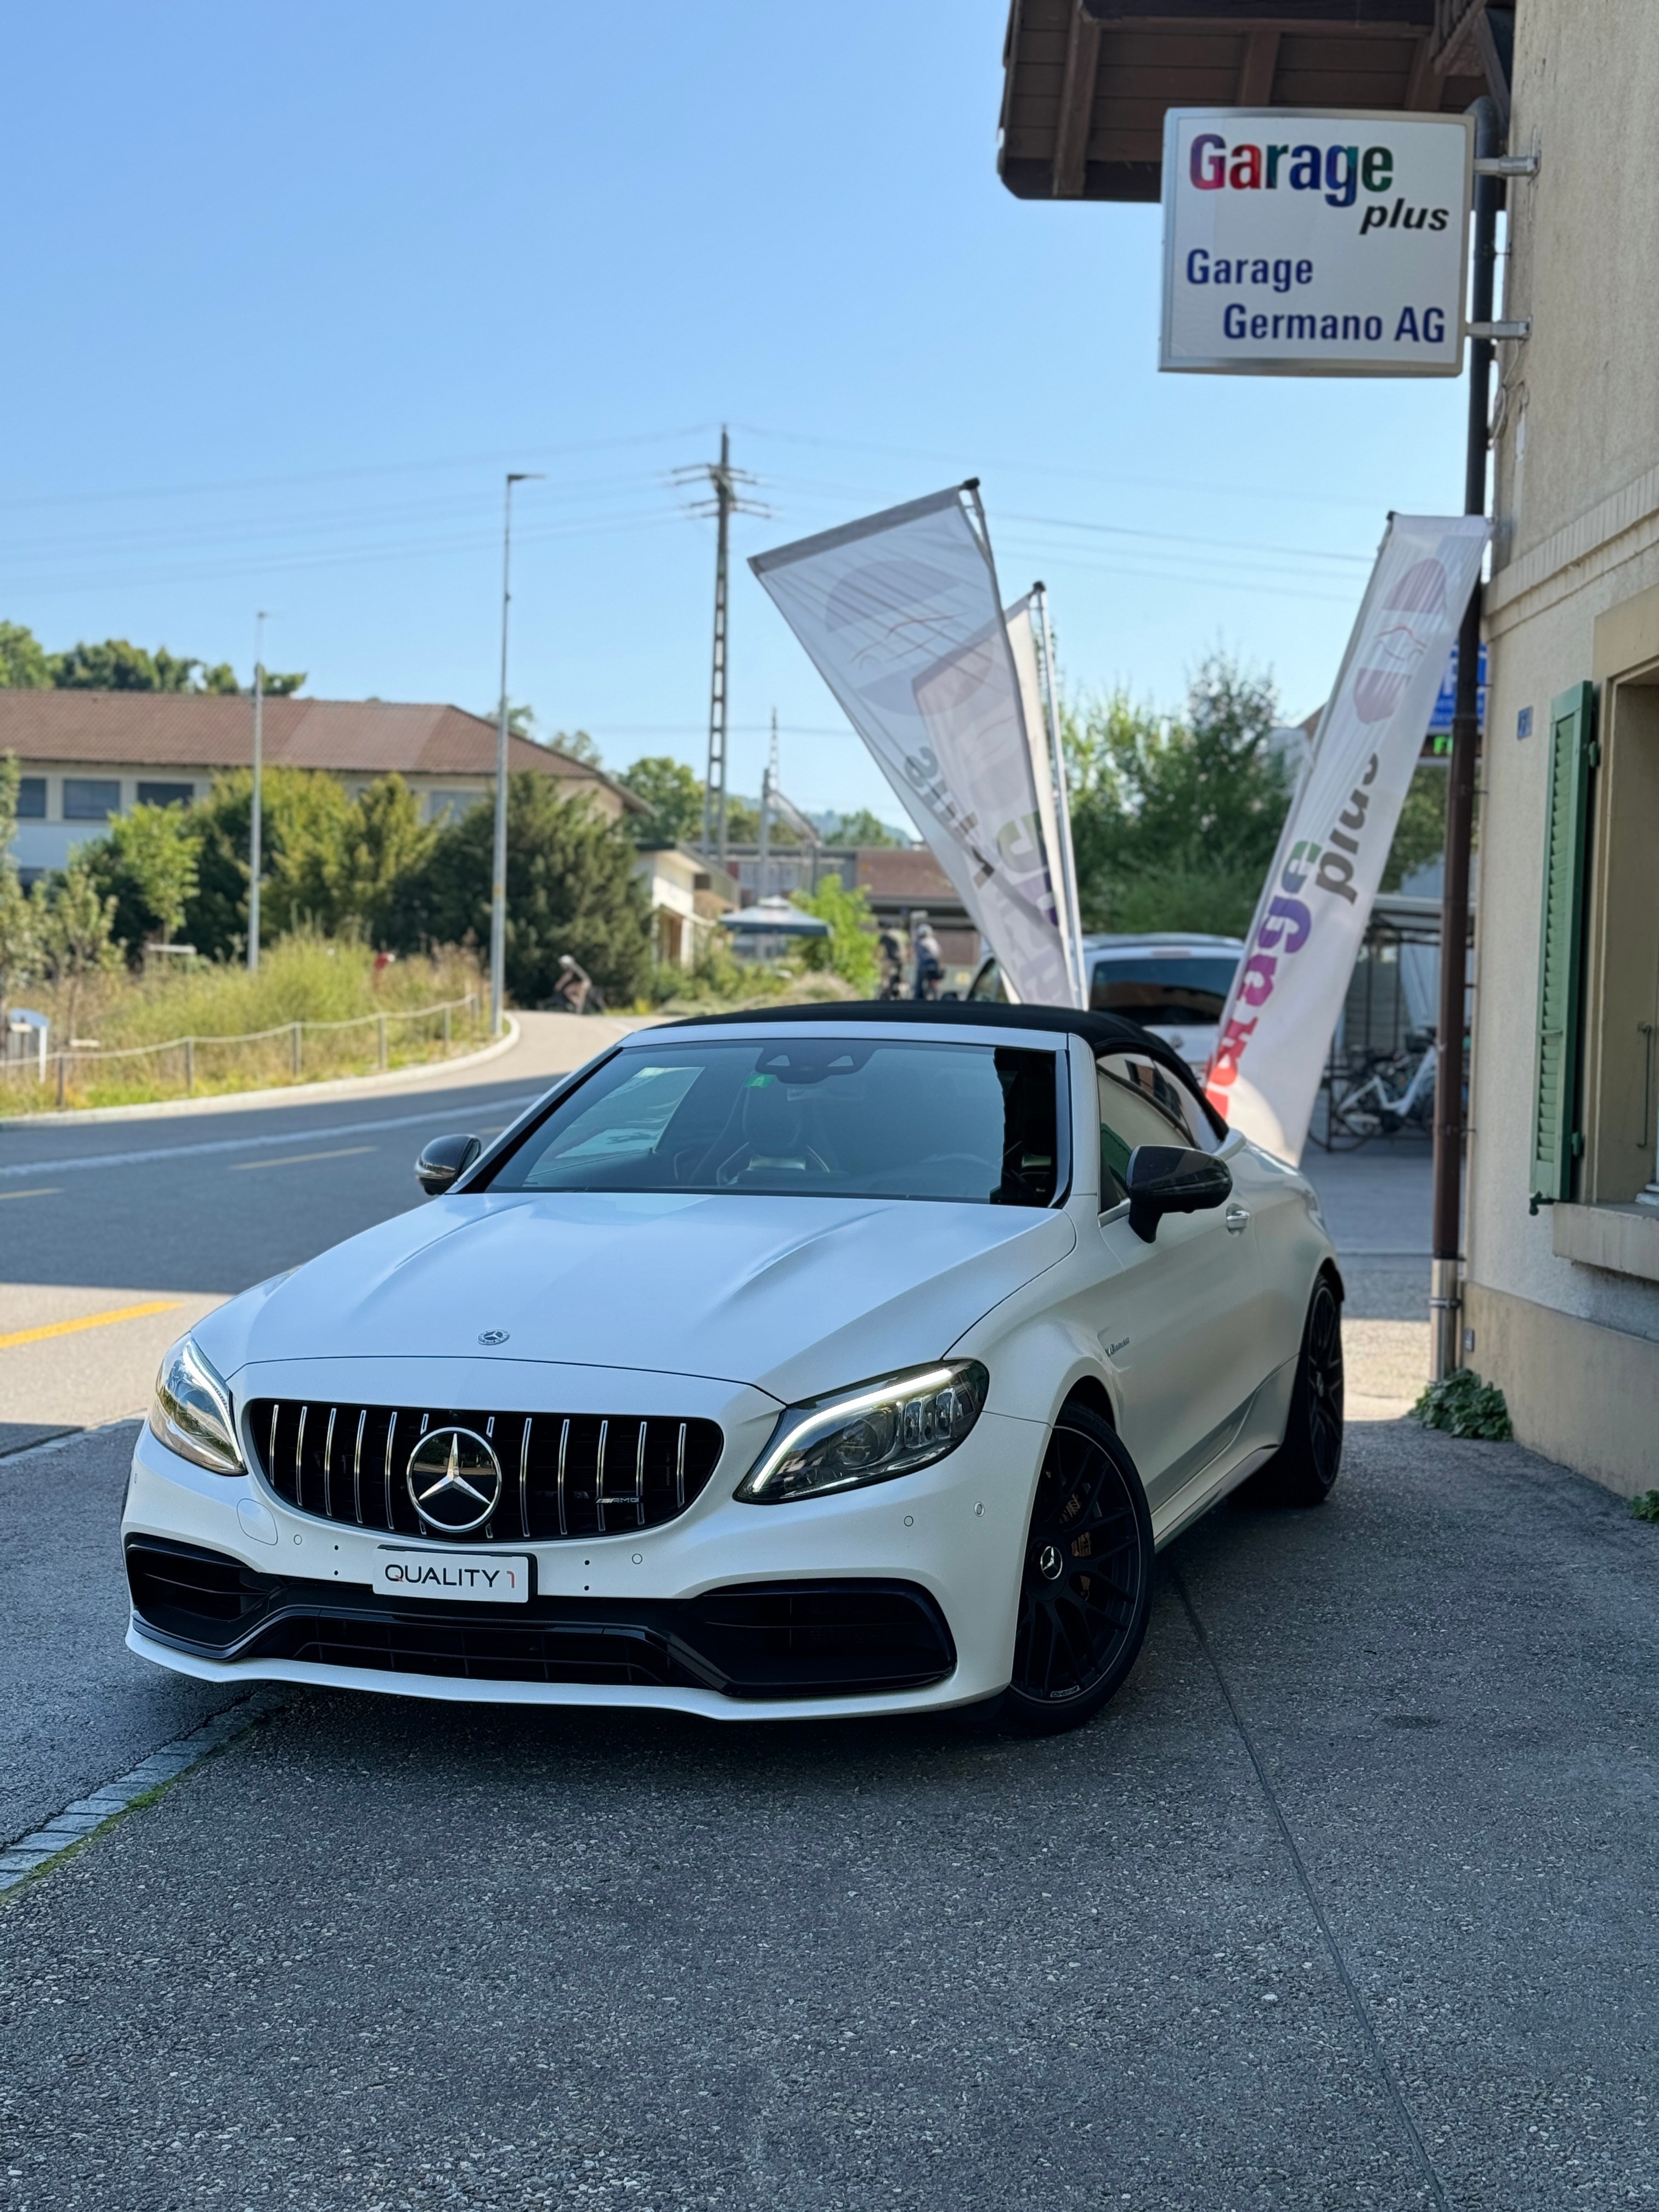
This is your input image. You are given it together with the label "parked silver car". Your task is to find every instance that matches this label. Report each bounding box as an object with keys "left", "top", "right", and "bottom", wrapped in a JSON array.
[{"left": 967, "top": 934, "right": 1244, "bottom": 1079}]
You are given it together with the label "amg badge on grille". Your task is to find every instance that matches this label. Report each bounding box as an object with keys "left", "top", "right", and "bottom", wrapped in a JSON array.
[{"left": 406, "top": 1426, "right": 504, "bottom": 1534}]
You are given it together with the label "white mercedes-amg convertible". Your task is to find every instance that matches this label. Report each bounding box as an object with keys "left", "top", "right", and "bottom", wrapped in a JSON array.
[{"left": 124, "top": 1003, "right": 1342, "bottom": 1731}]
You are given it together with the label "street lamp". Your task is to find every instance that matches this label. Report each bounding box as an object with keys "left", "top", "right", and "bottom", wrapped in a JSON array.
[
  {"left": 490, "top": 473, "right": 543, "bottom": 1039},
  {"left": 248, "top": 611, "right": 269, "bottom": 973}
]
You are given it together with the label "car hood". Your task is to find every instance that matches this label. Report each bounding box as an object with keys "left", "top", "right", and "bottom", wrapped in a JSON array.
[{"left": 210, "top": 1190, "right": 1076, "bottom": 1407}]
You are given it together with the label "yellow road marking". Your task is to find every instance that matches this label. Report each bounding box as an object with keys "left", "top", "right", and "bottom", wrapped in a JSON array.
[
  {"left": 230, "top": 1144, "right": 377, "bottom": 1171},
  {"left": 0, "top": 1188, "right": 60, "bottom": 1201},
  {"left": 0, "top": 1300, "right": 182, "bottom": 1352}
]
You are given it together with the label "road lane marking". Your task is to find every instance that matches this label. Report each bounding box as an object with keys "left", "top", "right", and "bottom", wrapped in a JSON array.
[
  {"left": 0, "top": 1300, "right": 182, "bottom": 1352},
  {"left": 0, "top": 1188, "right": 59, "bottom": 1201},
  {"left": 231, "top": 1144, "right": 377, "bottom": 1172},
  {"left": 0, "top": 1090, "right": 548, "bottom": 1181}
]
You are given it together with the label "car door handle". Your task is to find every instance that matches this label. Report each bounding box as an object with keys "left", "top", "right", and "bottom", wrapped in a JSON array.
[{"left": 1224, "top": 1205, "right": 1251, "bottom": 1234}]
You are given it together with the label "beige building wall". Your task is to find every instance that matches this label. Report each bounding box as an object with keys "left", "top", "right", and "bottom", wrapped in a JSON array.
[{"left": 1466, "top": 0, "right": 1659, "bottom": 1492}]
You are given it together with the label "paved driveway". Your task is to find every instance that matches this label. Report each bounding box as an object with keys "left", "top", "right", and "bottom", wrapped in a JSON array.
[{"left": 3, "top": 1414, "right": 1655, "bottom": 2211}]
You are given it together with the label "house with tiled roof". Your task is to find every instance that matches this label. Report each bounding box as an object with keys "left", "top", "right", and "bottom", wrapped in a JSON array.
[{"left": 1, "top": 691, "right": 641, "bottom": 884}]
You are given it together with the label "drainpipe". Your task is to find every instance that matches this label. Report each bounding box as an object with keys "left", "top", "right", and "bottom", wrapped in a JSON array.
[{"left": 1431, "top": 93, "right": 1500, "bottom": 1382}]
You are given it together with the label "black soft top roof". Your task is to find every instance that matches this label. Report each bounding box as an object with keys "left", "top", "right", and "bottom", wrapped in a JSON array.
[{"left": 662, "top": 999, "right": 1228, "bottom": 1138}]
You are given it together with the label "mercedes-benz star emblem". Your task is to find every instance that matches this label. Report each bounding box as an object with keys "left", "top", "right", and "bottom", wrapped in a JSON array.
[{"left": 406, "top": 1425, "right": 504, "bottom": 1534}]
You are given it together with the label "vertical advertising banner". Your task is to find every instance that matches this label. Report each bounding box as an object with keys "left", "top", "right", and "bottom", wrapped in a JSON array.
[
  {"left": 1161, "top": 109, "right": 1473, "bottom": 376},
  {"left": 1206, "top": 514, "right": 1489, "bottom": 1161},
  {"left": 751, "top": 489, "right": 1080, "bottom": 1008}
]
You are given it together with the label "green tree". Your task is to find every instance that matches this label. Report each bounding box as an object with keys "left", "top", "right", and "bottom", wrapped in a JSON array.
[
  {"left": 0, "top": 622, "right": 51, "bottom": 689},
  {"left": 82, "top": 803, "right": 201, "bottom": 949},
  {"left": 825, "top": 807, "right": 905, "bottom": 849},
  {"left": 343, "top": 776, "right": 439, "bottom": 945},
  {"left": 549, "top": 727, "right": 603, "bottom": 765},
  {"left": 173, "top": 768, "right": 430, "bottom": 954},
  {"left": 402, "top": 773, "right": 652, "bottom": 1005},
  {"left": 232, "top": 663, "right": 306, "bottom": 697},
  {"left": 723, "top": 797, "right": 765, "bottom": 845},
  {"left": 618, "top": 755, "right": 704, "bottom": 847},
  {"left": 1064, "top": 651, "right": 1293, "bottom": 938},
  {"left": 0, "top": 620, "right": 302, "bottom": 695},
  {"left": 1380, "top": 763, "right": 1448, "bottom": 892},
  {"left": 49, "top": 639, "right": 210, "bottom": 691},
  {"left": 33, "top": 859, "right": 119, "bottom": 1042},
  {"left": 178, "top": 767, "right": 341, "bottom": 959},
  {"left": 0, "top": 753, "right": 37, "bottom": 1029},
  {"left": 792, "top": 877, "right": 878, "bottom": 993}
]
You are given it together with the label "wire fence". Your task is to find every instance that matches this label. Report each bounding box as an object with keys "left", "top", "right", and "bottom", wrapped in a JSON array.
[{"left": 2, "top": 994, "right": 486, "bottom": 1111}]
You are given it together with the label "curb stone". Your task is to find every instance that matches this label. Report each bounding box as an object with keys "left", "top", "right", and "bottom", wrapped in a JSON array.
[{"left": 0, "top": 1687, "right": 287, "bottom": 1895}]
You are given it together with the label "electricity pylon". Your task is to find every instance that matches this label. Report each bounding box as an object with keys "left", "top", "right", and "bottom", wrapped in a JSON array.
[{"left": 674, "top": 427, "right": 767, "bottom": 866}]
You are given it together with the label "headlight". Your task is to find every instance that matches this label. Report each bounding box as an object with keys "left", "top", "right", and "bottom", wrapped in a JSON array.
[
  {"left": 736, "top": 1361, "right": 989, "bottom": 1506},
  {"left": 147, "top": 1336, "right": 244, "bottom": 1476}
]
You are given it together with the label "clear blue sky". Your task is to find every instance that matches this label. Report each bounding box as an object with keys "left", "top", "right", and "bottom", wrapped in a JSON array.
[{"left": 4, "top": 2, "right": 1470, "bottom": 822}]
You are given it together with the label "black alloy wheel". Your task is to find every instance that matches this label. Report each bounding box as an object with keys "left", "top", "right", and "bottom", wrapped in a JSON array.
[
  {"left": 1246, "top": 1274, "right": 1345, "bottom": 1507},
  {"left": 1002, "top": 1403, "right": 1154, "bottom": 1735}
]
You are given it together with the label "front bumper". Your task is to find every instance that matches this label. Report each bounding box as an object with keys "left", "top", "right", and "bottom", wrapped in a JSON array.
[{"left": 122, "top": 1390, "right": 1043, "bottom": 1719}]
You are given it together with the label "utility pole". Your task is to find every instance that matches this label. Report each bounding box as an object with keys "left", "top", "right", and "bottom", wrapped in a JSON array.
[
  {"left": 705, "top": 430, "right": 733, "bottom": 867},
  {"left": 757, "top": 706, "right": 778, "bottom": 900},
  {"left": 247, "top": 611, "right": 267, "bottom": 973},
  {"left": 674, "top": 428, "right": 766, "bottom": 870},
  {"left": 490, "top": 471, "right": 543, "bottom": 1040}
]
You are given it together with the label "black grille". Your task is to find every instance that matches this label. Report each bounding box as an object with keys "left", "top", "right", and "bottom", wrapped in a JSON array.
[
  {"left": 127, "top": 1541, "right": 957, "bottom": 1698},
  {"left": 245, "top": 1399, "right": 724, "bottom": 1543}
]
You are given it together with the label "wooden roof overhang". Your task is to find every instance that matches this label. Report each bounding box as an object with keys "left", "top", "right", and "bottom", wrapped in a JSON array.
[{"left": 998, "top": 0, "right": 1511, "bottom": 203}]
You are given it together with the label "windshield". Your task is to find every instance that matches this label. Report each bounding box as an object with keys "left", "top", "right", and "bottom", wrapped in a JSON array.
[
  {"left": 483, "top": 1037, "right": 1063, "bottom": 1206},
  {"left": 1090, "top": 956, "right": 1238, "bottom": 1027}
]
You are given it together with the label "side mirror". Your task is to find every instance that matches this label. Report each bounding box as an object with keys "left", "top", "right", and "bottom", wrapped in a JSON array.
[
  {"left": 1125, "top": 1144, "right": 1232, "bottom": 1245},
  {"left": 416, "top": 1132, "right": 482, "bottom": 1195}
]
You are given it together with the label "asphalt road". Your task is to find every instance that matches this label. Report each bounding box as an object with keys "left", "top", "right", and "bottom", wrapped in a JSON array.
[
  {"left": 0, "top": 1011, "right": 629, "bottom": 1455},
  {"left": 3, "top": 1034, "right": 1654, "bottom": 2206},
  {"left": 3, "top": 1417, "right": 1656, "bottom": 2209}
]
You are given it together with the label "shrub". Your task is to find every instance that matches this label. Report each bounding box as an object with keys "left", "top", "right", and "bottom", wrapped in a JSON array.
[
  {"left": 792, "top": 877, "right": 879, "bottom": 994},
  {"left": 1412, "top": 1369, "right": 1513, "bottom": 1440}
]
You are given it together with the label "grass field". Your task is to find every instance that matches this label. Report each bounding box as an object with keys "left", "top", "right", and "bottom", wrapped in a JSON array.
[{"left": 0, "top": 938, "right": 489, "bottom": 1115}]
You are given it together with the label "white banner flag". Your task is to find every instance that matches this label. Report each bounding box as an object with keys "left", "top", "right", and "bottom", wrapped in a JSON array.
[
  {"left": 751, "top": 488, "right": 1080, "bottom": 1008},
  {"left": 1206, "top": 512, "right": 1489, "bottom": 1160}
]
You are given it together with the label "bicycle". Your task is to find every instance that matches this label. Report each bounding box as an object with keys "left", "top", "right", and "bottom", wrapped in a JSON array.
[{"left": 1324, "top": 1036, "right": 1437, "bottom": 1148}]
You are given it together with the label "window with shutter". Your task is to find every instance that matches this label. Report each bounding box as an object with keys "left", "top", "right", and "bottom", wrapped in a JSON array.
[{"left": 1530, "top": 682, "right": 1597, "bottom": 1206}]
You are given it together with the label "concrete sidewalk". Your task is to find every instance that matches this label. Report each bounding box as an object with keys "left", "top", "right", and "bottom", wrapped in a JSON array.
[{"left": 1300, "top": 1139, "right": 1436, "bottom": 1419}]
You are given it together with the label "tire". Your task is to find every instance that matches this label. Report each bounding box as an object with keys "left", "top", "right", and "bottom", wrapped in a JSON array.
[
  {"left": 1246, "top": 1274, "right": 1344, "bottom": 1507},
  {"left": 998, "top": 1404, "right": 1155, "bottom": 1735}
]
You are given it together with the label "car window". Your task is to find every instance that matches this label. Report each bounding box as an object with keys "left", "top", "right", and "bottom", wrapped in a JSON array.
[
  {"left": 1090, "top": 955, "right": 1238, "bottom": 1025},
  {"left": 1098, "top": 1049, "right": 1220, "bottom": 1154},
  {"left": 484, "top": 1038, "right": 1064, "bottom": 1207},
  {"left": 1097, "top": 1063, "right": 1192, "bottom": 1207}
]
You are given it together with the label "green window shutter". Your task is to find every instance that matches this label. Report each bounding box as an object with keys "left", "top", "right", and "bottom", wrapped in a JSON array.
[{"left": 1530, "top": 681, "right": 1597, "bottom": 1204}]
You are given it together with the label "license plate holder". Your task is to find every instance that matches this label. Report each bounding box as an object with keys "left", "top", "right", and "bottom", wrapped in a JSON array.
[{"left": 373, "top": 1549, "right": 531, "bottom": 1604}]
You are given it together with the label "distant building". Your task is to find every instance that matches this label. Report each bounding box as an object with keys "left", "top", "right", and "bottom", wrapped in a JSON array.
[
  {"left": 721, "top": 840, "right": 982, "bottom": 982},
  {"left": 632, "top": 846, "right": 740, "bottom": 968},
  {"left": 0, "top": 691, "right": 641, "bottom": 885}
]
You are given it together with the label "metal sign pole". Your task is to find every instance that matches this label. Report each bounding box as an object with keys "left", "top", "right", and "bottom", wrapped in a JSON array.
[
  {"left": 490, "top": 472, "right": 541, "bottom": 1041},
  {"left": 1431, "top": 94, "right": 1500, "bottom": 1382},
  {"left": 1034, "top": 583, "right": 1088, "bottom": 1011},
  {"left": 247, "top": 613, "right": 265, "bottom": 973}
]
